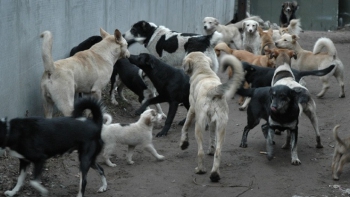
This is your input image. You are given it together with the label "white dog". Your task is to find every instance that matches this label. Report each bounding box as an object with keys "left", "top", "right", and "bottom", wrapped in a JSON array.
[
  {"left": 242, "top": 19, "right": 261, "bottom": 55},
  {"left": 40, "top": 28, "right": 129, "bottom": 118},
  {"left": 203, "top": 17, "right": 242, "bottom": 50},
  {"left": 101, "top": 109, "right": 165, "bottom": 167}
]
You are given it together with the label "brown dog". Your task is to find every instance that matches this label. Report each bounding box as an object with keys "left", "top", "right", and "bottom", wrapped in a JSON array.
[
  {"left": 258, "top": 27, "right": 276, "bottom": 55},
  {"left": 40, "top": 28, "right": 130, "bottom": 118},
  {"left": 268, "top": 48, "right": 297, "bottom": 66},
  {"left": 332, "top": 125, "right": 350, "bottom": 180}
]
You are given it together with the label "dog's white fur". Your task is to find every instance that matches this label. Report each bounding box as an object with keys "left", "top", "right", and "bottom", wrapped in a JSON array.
[
  {"left": 275, "top": 34, "right": 345, "bottom": 98},
  {"left": 101, "top": 109, "right": 165, "bottom": 167},
  {"left": 40, "top": 28, "right": 130, "bottom": 118},
  {"left": 203, "top": 17, "right": 242, "bottom": 50},
  {"left": 332, "top": 125, "right": 350, "bottom": 180},
  {"left": 179, "top": 52, "right": 244, "bottom": 182},
  {"left": 242, "top": 20, "right": 261, "bottom": 55},
  {"left": 269, "top": 18, "right": 303, "bottom": 41}
]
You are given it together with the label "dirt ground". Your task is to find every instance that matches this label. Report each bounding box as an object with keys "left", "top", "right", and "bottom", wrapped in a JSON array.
[{"left": 1, "top": 30, "right": 350, "bottom": 197}]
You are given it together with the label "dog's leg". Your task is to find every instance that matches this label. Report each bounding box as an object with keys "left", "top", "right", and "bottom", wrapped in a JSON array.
[
  {"left": 266, "top": 127, "right": 275, "bottom": 161},
  {"left": 332, "top": 148, "right": 341, "bottom": 180},
  {"left": 150, "top": 92, "right": 167, "bottom": 119},
  {"left": 144, "top": 144, "right": 165, "bottom": 161},
  {"left": 136, "top": 95, "right": 167, "bottom": 116},
  {"left": 316, "top": 76, "right": 330, "bottom": 98},
  {"left": 303, "top": 101, "right": 323, "bottom": 148},
  {"left": 110, "top": 73, "right": 118, "bottom": 105},
  {"left": 78, "top": 155, "right": 93, "bottom": 197},
  {"left": 5, "top": 160, "right": 30, "bottom": 197},
  {"left": 126, "top": 145, "right": 135, "bottom": 164},
  {"left": 117, "top": 83, "right": 128, "bottom": 102},
  {"left": 30, "top": 161, "right": 48, "bottom": 196},
  {"left": 156, "top": 102, "right": 179, "bottom": 137},
  {"left": 334, "top": 153, "right": 350, "bottom": 180},
  {"left": 103, "top": 143, "right": 117, "bottom": 167},
  {"left": 239, "top": 97, "right": 251, "bottom": 111},
  {"left": 42, "top": 97, "right": 54, "bottom": 118},
  {"left": 334, "top": 70, "right": 345, "bottom": 98},
  {"left": 90, "top": 163, "right": 107, "bottom": 193},
  {"left": 194, "top": 123, "right": 207, "bottom": 175},
  {"left": 210, "top": 122, "right": 226, "bottom": 182},
  {"left": 180, "top": 108, "right": 195, "bottom": 150},
  {"left": 282, "top": 130, "right": 291, "bottom": 149},
  {"left": 208, "top": 122, "right": 216, "bottom": 155},
  {"left": 290, "top": 128, "right": 301, "bottom": 165}
]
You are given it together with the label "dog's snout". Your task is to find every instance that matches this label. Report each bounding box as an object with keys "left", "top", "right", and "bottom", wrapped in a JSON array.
[{"left": 204, "top": 26, "right": 207, "bottom": 30}]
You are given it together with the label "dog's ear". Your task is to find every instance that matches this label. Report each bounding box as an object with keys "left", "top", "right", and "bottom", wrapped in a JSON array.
[
  {"left": 142, "top": 21, "right": 151, "bottom": 31},
  {"left": 100, "top": 28, "right": 110, "bottom": 39},
  {"left": 182, "top": 58, "right": 193, "bottom": 75},
  {"left": 292, "top": 1, "right": 299, "bottom": 10},
  {"left": 214, "top": 18, "right": 219, "bottom": 26},
  {"left": 242, "top": 21, "right": 246, "bottom": 31},
  {"left": 114, "top": 29, "right": 122, "bottom": 44},
  {"left": 291, "top": 35, "right": 299, "bottom": 44}
]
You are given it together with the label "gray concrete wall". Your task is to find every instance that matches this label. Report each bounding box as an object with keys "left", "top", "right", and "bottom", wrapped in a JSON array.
[{"left": 0, "top": 0, "right": 235, "bottom": 118}]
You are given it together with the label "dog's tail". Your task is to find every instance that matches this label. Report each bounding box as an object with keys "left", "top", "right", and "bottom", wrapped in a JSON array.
[
  {"left": 208, "top": 55, "right": 244, "bottom": 99},
  {"left": 333, "top": 125, "right": 347, "bottom": 148},
  {"left": 40, "top": 31, "right": 55, "bottom": 73},
  {"left": 298, "top": 65, "right": 335, "bottom": 80},
  {"left": 313, "top": 37, "right": 337, "bottom": 58},
  {"left": 72, "top": 98, "right": 104, "bottom": 129},
  {"left": 214, "top": 42, "right": 234, "bottom": 57},
  {"left": 288, "top": 19, "right": 302, "bottom": 35},
  {"left": 235, "top": 87, "right": 255, "bottom": 97},
  {"left": 103, "top": 113, "right": 113, "bottom": 125}
]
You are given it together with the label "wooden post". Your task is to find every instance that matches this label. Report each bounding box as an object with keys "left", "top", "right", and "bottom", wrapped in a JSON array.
[{"left": 237, "top": 0, "right": 247, "bottom": 21}]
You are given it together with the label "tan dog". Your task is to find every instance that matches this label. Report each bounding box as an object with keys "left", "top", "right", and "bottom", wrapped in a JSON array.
[
  {"left": 332, "top": 125, "right": 350, "bottom": 180},
  {"left": 179, "top": 52, "right": 244, "bottom": 182},
  {"left": 269, "top": 48, "right": 297, "bottom": 66},
  {"left": 275, "top": 34, "right": 344, "bottom": 98},
  {"left": 40, "top": 28, "right": 130, "bottom": 118},
  {"left": 258, "top": 27, "right": 276, "bottom": 55}
]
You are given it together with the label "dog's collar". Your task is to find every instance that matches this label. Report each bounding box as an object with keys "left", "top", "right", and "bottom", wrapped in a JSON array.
[{"left": 1, "top": 120, "right": 10, "bottom": 149}]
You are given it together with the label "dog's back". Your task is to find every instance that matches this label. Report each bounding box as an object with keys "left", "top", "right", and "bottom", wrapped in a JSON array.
[{"left": 69, "top": 36, "right": 102, "bottom": 56}]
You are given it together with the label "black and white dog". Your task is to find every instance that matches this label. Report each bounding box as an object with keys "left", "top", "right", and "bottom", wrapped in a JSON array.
[
  {"left": 69, "top": 36, "right": 102, "bottom": 56},
  {"left": 128, "top": 53, "right": 190, "bottom": 137},
  {"left": 124, "top": 20, "right": 222, "bottom": 72},
  {"left": 279, "top": 1, "right": 299, "bottom": 27},
  {"left": 0, "top": 98, "right": 107, "bottom": 197}
]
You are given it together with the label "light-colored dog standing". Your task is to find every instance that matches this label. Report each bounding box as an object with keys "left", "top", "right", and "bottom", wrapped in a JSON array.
[
  {"left": 203, "top": 17, "right": 242, "bottom": 50},
  {"left": 332, "top": 125, "right": 350, "bottom": 180},
  {"left": 40, "top": 28, "right": 130, "bottom": 118},
  {"left": 179, "top": 52, "right": 244, "bottom": 182},
  {"left": 275, "top": 34, "right": 344, "bottom": 98},
  {"left": 102, "top": 109, "right": 165, "bottom": 167},
  {"left": 242, "top": 19, "right": 261, "bottom": 55}
]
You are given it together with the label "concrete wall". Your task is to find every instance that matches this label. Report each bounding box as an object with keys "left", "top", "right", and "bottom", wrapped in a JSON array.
[{"left": 0, "top": 0, "right": 235, "bottom": 118}]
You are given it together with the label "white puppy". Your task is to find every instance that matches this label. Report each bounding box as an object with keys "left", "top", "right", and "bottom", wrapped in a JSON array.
[
  {"left": 101, "top": 109, "right": 165, "bottom": 167},
  {"left": 242, "top": 19, "right": 261, "bottom": 55},
  {"left": 203, "top": 17, "right": 242, "bottom": 49}
]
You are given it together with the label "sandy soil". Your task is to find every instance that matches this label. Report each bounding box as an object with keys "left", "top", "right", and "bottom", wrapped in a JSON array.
[{"left": 1, "top": 30, "right": 350, "bottom": 197}]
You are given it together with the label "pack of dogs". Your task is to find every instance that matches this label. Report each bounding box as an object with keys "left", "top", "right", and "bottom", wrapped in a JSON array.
[{"left": 1, "top": 1, "right": 349, "bottom": 196}]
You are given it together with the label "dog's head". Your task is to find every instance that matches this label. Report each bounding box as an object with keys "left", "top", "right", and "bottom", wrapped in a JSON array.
[
  {"left": 123, "top": 21, "right": 158, "bottom": 45},
  {"left": 140, "top": 109, "right": 163, "bottom": 127},
  {"left": 242, "top": 62, "right": 256, "bottom": 82},
  {"left": 242, "top": 20, "right": 259, "bottom": 34},
  {"left": 270, "top": 85, "right": 297, "bottom": 114},
  {"left": 282, "top": 1, "right": 299, "bottom": 15},
  {"left": 203, "top": 17, "right": 219, "bottom": 34},
  {"left": 129, "top": 53, "right": 157, "bottom": 73},
  {"left": 99, "top": 28, "right": 130, "bottom": 59},
  {"left": 268, "top": 48, "right": 297, "bottom": 66},
  {"left": 182, "top": 52, "right": 212, "bottom": 76},
  {"left": 275, "top": 33, "right": 298, "bottom": 49}
]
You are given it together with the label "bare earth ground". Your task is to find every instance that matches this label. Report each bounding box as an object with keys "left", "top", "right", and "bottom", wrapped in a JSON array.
[{"left": 1, "top": 30, "right": 350, "bottom": 197}]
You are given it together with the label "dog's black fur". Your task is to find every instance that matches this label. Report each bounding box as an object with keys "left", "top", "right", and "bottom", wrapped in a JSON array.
[
  {"left": 129, "top": 53, "right": 190, "bottom": 137},
  {"left": 236, "top": 85, "right": 299, "bottom": 149},
  {"left": 69, "top": 36, "right": 102, "bottom": 56},
  {"left": 242, "top": 62, "right": 335, "bottom": 88},
  {"left": 0, "top": 98, "right": 106, "bottom": 197},
  {"left": 279, "top": 1, "right": 299, "bottom": 27},
  {"left": 109, "top": 55, "right": 148, "bottom": 103}
]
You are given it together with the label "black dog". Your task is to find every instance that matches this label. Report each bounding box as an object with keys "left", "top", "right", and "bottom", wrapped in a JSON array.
[
  {"left": 69, "top": 36, "right": 102, "bottom": 56},
  {"left": 0, "top": 98, "right": 107, "bottom": 197},
  {"left": 129, "top": 53, "right": 190, "bottom": 137},
  {"left": 280, "top": 1, "right": 299, "bottom": 27}
]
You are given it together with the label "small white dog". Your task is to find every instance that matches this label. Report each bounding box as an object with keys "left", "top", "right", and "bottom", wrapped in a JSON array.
[
  {"left": 203, "top": 17, "right": 242, "bottom": 49},
  {"left": 242, "top": 19, "right": 261, "bottom": 55},
  {"left": 101, "top": 109, "right": 165, "bottom": 167}
]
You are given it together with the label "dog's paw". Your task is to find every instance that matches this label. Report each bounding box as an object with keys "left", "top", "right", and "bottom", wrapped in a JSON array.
[
  {"left": 239, "top": 106, "right": 246, "bottom": 111},
  {"left": 160, "top": 113, "right": 167, "bottom": 119},
  {"left": 210, "top": 171, "right": 221, "bottom": 182},
  {"left": 111, "top": 99, "right": 119, "bottom": 105},
  {"left": 127, "top": 160, "right": 135, "bottom": 165},
  {"left": 180, "top": 141, "right": 189, "bottom": 150},
  {"left": 4, "top": 190, "right": 17, "bottom": 197},
  {"left": 157, "top": 155, "right": 165, "bottom": 161},
  {"left": 291, "top": 159, "right": 301, "bottom": 165},
  {"left": 239, "top": 142, "right": 248, "bottom": 148},
  {"left": 207, "top": 146, "right": 215, "bottom": 155},
  {"left": 339, "top": 93, "right": 345, "bottom": 98},
  {"left": 156, "top": 131, "right": 167, "bottom": 137},
  {"left": 105, "top": 159, "right": 117, "bottom": 167},
  {"left": 97, "top": 185, "right": 107, "bottom": 193},
  {"left": 195, "top": 167, "right": 207, "bottom": 174}
]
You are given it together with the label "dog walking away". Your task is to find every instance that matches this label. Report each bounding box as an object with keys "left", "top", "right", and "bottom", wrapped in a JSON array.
[
  {"left": 0, "top": 98, "right": 107, "bottom": 197},
  {"left": 69, "top": 36, "right": 102, "bottom": 56},
  {"left": 102, "top": 109, "right": 165, "bottom": 167},
  {"left": 332, "top": 125, "right": 350, "bottom": 180},
  {"left": 128, "top": 53, "right": 190, "bottom": 137},
  {"left": 280, "top": 1, "right": 299, "bottom": 27},
  {"left": 40, "top": 28, "right": 130, "bottom": 118},
  {"left": 179, "top": 52, "right": 244, "bottom": 182},
  {"left": 275, "top": 34, "right": 345, "bottom": 98},
  {"left": 124, "top": 20, "right": 222, "bottom": 72}
]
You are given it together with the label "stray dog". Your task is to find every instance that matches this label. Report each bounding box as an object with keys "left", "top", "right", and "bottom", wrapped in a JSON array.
[
  {"left": 0, "top": 98, "right": 107, "bottom": 197},
  {"left": 109, "top": 56, "right": 166, "bottom": 118},
  {"left": 242, "top": 19, "right": 261, "bottom": 55},
  {"left": 69, "top": 36, "right": 102, "bottom": 56},
  {"left": 227, "top": 13, "right": 265, "bottom": 32},
  {"left": 275, "top": 34, "right": 345, "bottom": 98},
  {"left": 268, "top": 63, "right": 324, "bottom": 164},
  {"left": 128, "top": 53, "right": 190, "bottom": 137},
  {"left": 259, "top": 27, "right": 276, "bottom": 55},
  {"left": 203, "top": 16, "right": 242, "bottom": 49},
  {"left": 124, "top": 20, "right": 222, "bottom": 72},
  {"left": 40, "top": 28, "right": 130, "bottom": 118},
  {"left": 280, "top": 1, "right": 299, "bottom": 27},
  {"left": 332, "top": 125, "right": 350, "bottom": 180},
  {"left": 101, "top": 109, "right": 165, "bottom": 167},
  {"left": 180, "top": 52, "right": 244, "bottom": 182},
  {"left": 268, "top": 48, "right": 297, "bottom": 66}
]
